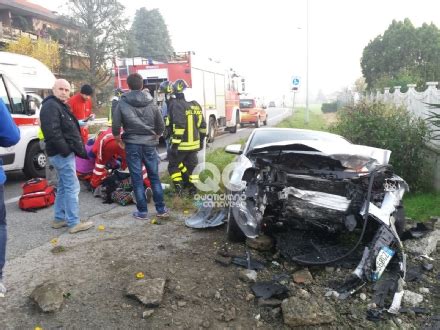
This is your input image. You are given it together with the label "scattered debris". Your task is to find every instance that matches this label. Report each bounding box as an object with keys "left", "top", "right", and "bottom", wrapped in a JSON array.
[
  {"left": 126, "top": 278, "right": 166, "bottom": 307},
  {"left": 419, "top": 287, "right": 430, "bottom": 294},
  {"left": 214, "top": 254, "right": 232, "bottom": 266},
  {"left": 251, "top": 281, "right": 288, "bottom": 300},
  {"left": 50, "top": 245, "right": 67, "bottom": 254},
  {"left": 185, "top": 206, "right": 226, "bottom": 228},
  {"left": 246, "top": 235, "right": 273, "bottom": 251},
  {"left": 231, "top": 255, "right": 265, "bottom": 270},
  {"left": 30, "top": 281, "right": 64, "bottom": 312}
]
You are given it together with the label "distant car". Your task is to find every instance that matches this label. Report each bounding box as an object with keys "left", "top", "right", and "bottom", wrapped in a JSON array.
[
  {"left": 268, "top": 101, "right": 276, "bottom": 107},
  {"left": 239, "top": 98, "right": 268, "bottom": 128}
]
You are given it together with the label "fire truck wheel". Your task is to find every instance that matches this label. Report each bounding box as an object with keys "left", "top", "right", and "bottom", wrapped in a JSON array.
[
  {"left": 207, "top": 117, "right": 216, "bottom": 143},
  {"left": 229, "top": 111, "right": 239, "bottom": 134},
  {"left": 24, "top": 141, "right": 46, "bottom": 178}
]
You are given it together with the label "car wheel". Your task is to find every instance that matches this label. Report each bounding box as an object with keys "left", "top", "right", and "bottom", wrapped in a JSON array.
[
  {"left": 230, "top": 111, "right": 239, "bottom": 134},
  {"left": 23, "top": 141, "right": 46, "bottom": 178},
  {"left": 263, "top": 115, "right": 268, "bottom": 126},
  {"left": 226, "top": 205, "right": 246, "bottom": 242},
  {"left": 255, "top": 117, "right": 261, "bottom": 128},
  {"left": 207, "top": 117, "right": 216, "bottom": 143}
]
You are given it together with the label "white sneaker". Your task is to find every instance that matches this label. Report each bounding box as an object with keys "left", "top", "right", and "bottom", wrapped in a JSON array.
[{"left": 0, "top": 280, "right": 6, "bottom": 297}]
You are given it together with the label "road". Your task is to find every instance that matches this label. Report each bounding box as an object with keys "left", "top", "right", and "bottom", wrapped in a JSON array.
[{"left": 3, "top": 106, "right": 291, "bottom": 261}]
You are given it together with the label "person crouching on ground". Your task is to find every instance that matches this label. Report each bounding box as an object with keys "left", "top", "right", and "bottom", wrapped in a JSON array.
[
  {"left": 40, "top": 79, "right": 94, "bottom": 234},
  {"left": 112, "top": 73, "right": 169, "bottom": 220}
]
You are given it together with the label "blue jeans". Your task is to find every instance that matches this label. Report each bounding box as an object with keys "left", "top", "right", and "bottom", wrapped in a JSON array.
[
  {"left": 49, "top": 153, "right": 80, "bottom": 227},
  {"left": 125, "top": 143, "right": 165, "bottom": 214},
  {"left": 0, "top": 185, "right": 6, "bottom": 279}
]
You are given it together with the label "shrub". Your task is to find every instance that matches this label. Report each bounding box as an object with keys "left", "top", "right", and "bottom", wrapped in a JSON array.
[
  {"left": 321, "top": 102, "right": 338, "bottom": 113},
  {"left": 330, "top": 100, "right": 432, "bottom": 191}
]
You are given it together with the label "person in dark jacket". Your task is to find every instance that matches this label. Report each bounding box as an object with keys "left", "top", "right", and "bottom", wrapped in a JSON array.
[
  {"left": 0, "top": 99, "right": 20, "bottom": 297},
  {"left": 112, "top": 73, "right": 168, "bottom": 220},
  {"left": 40, "top": 79, "right": 94, "bottom": 234}
]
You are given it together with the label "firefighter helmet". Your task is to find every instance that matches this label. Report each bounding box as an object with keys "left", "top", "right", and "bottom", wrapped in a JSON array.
[
  {"left": 159, "top": 80, "right": 173, "bottom": 94},
  {"left": 172, "top": 79, "right": 188, "bottom": 94}
]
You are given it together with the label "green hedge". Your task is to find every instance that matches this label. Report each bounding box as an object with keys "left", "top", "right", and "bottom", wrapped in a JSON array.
[{"left": 331, "top": 100, "right": 432, "bottom": 192}]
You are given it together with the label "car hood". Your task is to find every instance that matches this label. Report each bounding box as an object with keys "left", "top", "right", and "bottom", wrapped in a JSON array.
[{"left": 248, "top": 140, "right": 391, "bottom": 171}]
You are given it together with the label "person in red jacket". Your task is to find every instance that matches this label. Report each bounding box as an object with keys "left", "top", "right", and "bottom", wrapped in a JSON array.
[
  {"left": 68, "top": 84, "right": 94, "bottom": 143},
  {"left": 90, "top": 127, "right": 151, "bottom": 196}
]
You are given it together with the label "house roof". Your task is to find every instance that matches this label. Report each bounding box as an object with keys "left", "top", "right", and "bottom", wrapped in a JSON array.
[{"left": 0, "top": 0, "right": 58, "bottom": 22}]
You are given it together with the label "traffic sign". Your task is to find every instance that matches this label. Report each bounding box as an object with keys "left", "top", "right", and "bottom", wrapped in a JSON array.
[{"left": 292, "top": 76, "right": 301, "bottom": 86}]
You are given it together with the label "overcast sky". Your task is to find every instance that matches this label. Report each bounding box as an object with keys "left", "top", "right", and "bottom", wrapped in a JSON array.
[{"left": 30, "top": 0, "right": 440, "bottom": 102}]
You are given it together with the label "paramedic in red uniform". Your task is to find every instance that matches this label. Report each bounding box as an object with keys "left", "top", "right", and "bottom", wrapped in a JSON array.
[
  {"left": 90, "top": 127, "right": 152, "bottom": 192},
  {"left": 68, "top": 84, "right": 94, "bottom": 143}
]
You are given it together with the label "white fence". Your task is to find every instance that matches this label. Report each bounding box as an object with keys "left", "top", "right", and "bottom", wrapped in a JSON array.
[{"left": 367, "top": 82, "right": 440, "bottom": 190}]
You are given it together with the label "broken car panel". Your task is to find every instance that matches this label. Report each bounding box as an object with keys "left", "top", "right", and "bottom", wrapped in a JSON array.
[{"left": 225, "top": 128, "right": 408, "bottom": 312}]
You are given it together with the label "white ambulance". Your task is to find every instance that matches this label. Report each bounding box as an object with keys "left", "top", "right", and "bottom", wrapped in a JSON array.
[{"left": 0, "top": 52, "right": 56, "bottom": 178}]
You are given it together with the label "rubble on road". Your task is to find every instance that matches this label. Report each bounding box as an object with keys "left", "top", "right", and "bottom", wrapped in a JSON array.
[{"left": 30, "top": 281, "right": 64, "bottom": 312}]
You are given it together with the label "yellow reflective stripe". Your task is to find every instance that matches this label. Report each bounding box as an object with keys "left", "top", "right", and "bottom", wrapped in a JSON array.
[
  {"left": 165, "top": 116, "right": 170, "bottom": 126},
  {"left": 171, "top": 172, "right": 182, "bottom": 180},
  {"left": 181, "top": 167, "right": 188, "bottom": 173},
  {"left": 178, "top": 163, "right": 185, "bottom": 169},
  {"left": 189, "top": 174, "right": 199, "bottom": 183},
  {"left": 174, "top": 128, "right": 185, "bottom": 135},
  {"left": 37, "top": 127, "right": 44, "bottom": 140},
  {"left": 178, "top": 141, "right": 199, "bottom": 148},
  {"left": 173, "top": 178, "right": 183, "bottom": 182},
  {"left": 188, "top": 113, "right": 194, "bottom": 143},
  {"left": 178, "top": 145, "right": 200, "bottom": 151},
  {"left": 171, "top": 139, "right": 182, "bottom": 144},
  {"left": 199, "top": 128, "right": 207, "bottom": 134}
]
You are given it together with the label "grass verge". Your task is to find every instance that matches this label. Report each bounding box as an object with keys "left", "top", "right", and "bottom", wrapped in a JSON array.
[
  {"left": 404, "top": 192, "right": 440, "bottom": 221},
  {"left": 276, "top": 105, "right": 331, "bottom": 131}
]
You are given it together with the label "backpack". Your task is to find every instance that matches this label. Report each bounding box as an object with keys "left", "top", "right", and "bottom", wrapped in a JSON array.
[{"left": 19, "top": 178, "right": 55, "bottom": 212}]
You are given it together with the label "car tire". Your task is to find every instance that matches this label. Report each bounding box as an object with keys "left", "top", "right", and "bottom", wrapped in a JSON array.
[
  {"left": 229, "top": 111, "right": 239, "bottom": 134},
  {"left": 23, "top": 141, "right": 46, "bottom": 178},
  {"left": 226, "top": 206, "right": 246, "bottom": 242},
  {"left": 255, "top": 117, "right": 261, "bottom": 128},
  {"left": 207, "top": 117, "right": 216, "bottom": 143},
  {"left": 263, "top": 115, "right": 268, "bottom": 126}
]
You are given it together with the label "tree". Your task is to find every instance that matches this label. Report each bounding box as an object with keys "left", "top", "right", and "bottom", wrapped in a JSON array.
[
  {"left": 130, "top": 8, "right": 174, "bottom": 62},
  {"left": 6, "top": 36, "right": 60, "bottom": 72},
  {"left": 361, "top": 18, "right": 440, "bottom": 91},
  {"left": 65, "top": 0, "right": 127, "bottom": 90}
]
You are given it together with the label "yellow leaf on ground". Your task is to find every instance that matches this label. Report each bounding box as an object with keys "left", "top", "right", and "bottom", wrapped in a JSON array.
[
  {"left": 50, "top": 238, "right": 58, "bottom": 245},
  {"left": 98, "top": 225, "right": 105, "bottom": 231},
  {"left": 136, "top": 272, "right": 145, "bottom": 279}
]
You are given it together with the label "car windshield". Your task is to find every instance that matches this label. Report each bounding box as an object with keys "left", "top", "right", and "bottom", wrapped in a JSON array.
[
  {"left": 240, "top": 99, "right": 255, "bottom": 108},
  {"left": 247, "top": 129, "right": 350, "bottom": 152}
]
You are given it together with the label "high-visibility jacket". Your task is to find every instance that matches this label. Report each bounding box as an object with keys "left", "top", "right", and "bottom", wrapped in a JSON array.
[{"left": 168, "top": 98, "right": 207, "bottom": 152}]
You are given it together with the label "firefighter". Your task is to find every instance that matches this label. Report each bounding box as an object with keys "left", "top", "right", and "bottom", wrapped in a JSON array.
[
  {"left": 159, "top": 81, "right": 173, "bottom": 157},
  {"left": 167, "top": 79, "right": 207, "bottom": 195}
]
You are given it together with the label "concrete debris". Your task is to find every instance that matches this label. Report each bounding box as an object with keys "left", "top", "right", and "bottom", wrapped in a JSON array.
[
  {"left": 405, "top": 229, "right": 440, "bottom": 256},
  {"left": 281, "top": 296, "right": 336, "bottom": 327},
  {"left": 403, "top": 290, "right": 424, "bottom": 307},
  {"left": 126, "top": 278, "right": 166, "bottom": 307},
  {"left": 257, "top": 298, "right": 283, "bottom": 307},
  {"left": 30, "top": 281, "right": 64, "bottom": 312},
  {"left": 360, "top": 293, "right": 367, "bottom": 301}
]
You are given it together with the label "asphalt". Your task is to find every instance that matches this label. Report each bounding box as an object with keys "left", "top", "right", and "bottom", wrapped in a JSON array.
[{"left": 3, "top": 107, "right": 292, "bottom": 261}]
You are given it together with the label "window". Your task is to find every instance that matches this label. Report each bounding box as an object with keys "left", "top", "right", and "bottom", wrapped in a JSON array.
[
  {"left": 0, "top": 76, "right": 11, "bottom": 113},
  {"left": 4, "top": 76, "right": 25, "bottom": 114}
]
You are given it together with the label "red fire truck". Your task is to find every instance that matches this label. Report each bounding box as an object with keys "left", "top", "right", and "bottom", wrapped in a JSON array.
[{"left": 114, "top": 51, "right": 245, "bottom": 141}]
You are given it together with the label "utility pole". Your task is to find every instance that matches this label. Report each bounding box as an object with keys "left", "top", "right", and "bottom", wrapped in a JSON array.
[{"left": 305, "top": 0, "right": 310, "bottom": 125}]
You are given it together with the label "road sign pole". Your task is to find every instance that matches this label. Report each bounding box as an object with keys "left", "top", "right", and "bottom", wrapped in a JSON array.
[{"left": 292, "top": 92, "right": 296, "bottom": 114}]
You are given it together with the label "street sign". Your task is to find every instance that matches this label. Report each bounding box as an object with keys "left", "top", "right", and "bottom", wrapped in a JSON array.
[{"left": 291, "top": 76, "right": 301, "bottom": 91}]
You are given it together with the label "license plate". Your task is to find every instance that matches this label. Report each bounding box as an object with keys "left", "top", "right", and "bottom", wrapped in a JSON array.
[{"left": 372, "top": 246, "right": 395, "bottom": 281}]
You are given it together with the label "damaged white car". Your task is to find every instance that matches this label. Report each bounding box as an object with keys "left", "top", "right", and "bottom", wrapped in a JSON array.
[{"left": 225, "top": 128, "right": 408, "bottom": 313}]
